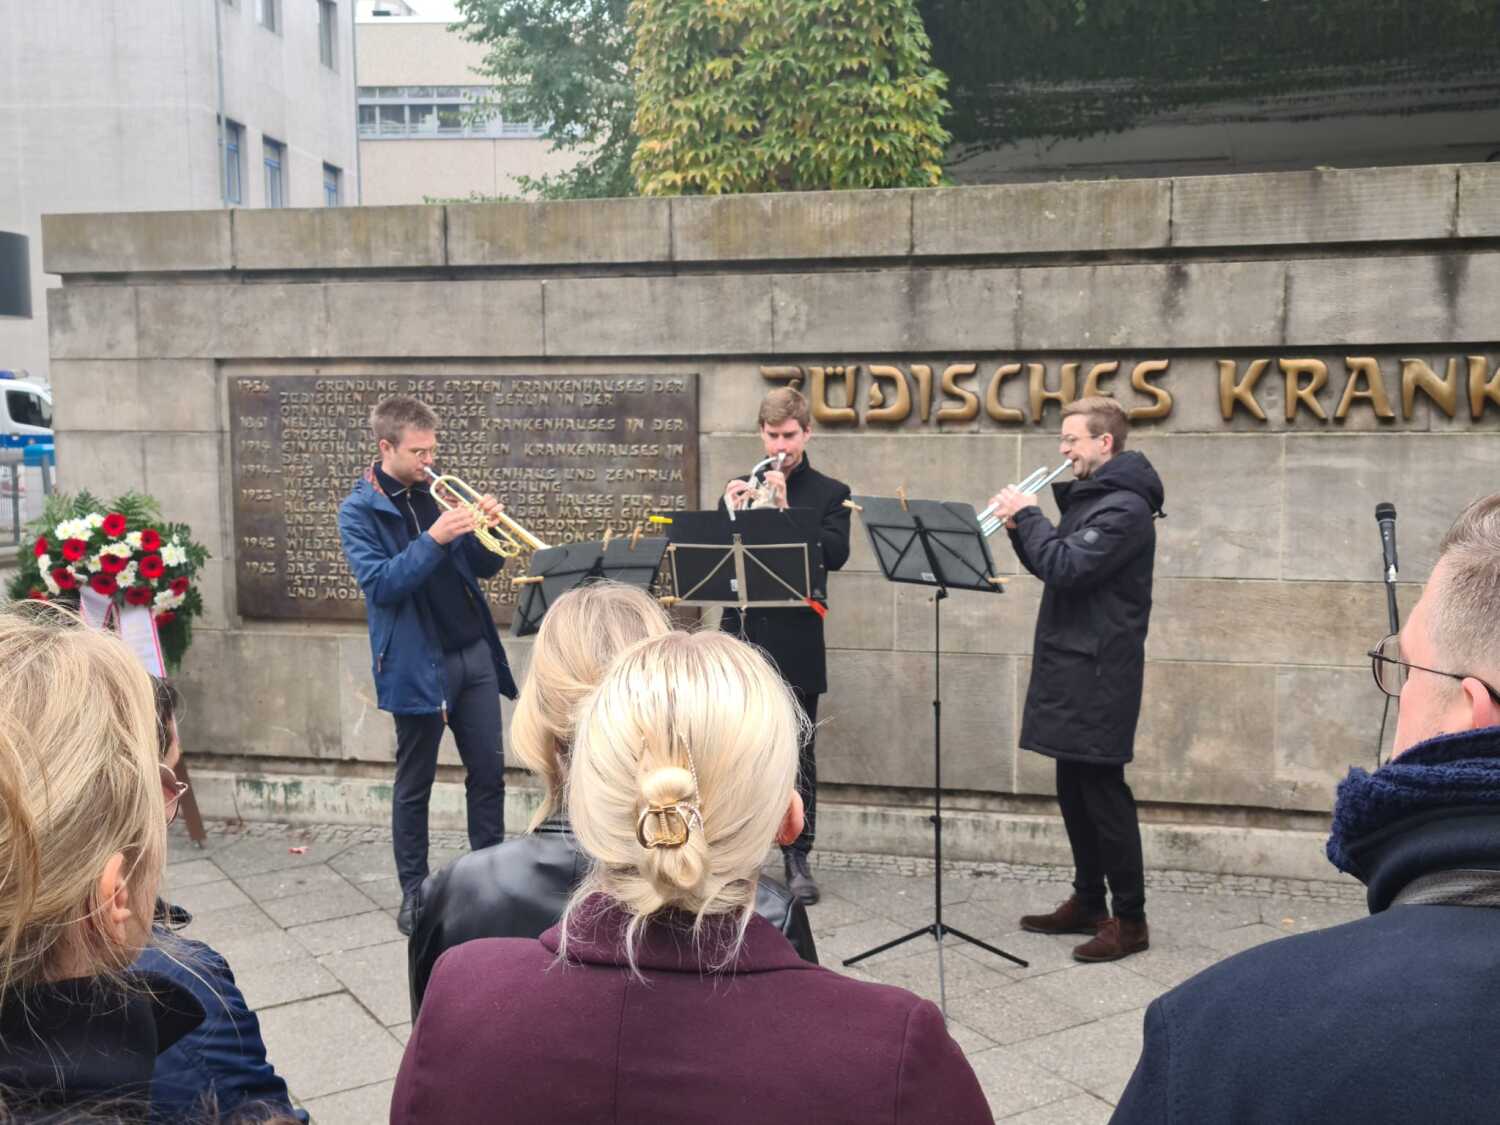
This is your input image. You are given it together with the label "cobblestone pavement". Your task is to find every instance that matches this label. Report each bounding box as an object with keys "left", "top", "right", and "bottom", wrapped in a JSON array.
[{"left": 165, "top": 819, "right": 1365, "bottom": 1124}]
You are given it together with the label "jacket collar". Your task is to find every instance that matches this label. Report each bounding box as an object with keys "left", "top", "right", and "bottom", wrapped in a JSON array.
[
  {"left": 353, "top": 464, "right": 404, "bottom": 520},
  {"left": 0, "top": 972, "right": 204, "bottom": 1110},
  {"left": 539, "top": 894, "right": 814, "bottom": 976}
]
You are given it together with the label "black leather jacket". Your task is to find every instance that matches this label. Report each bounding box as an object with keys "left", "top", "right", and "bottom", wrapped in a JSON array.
[{"left": 409, "top": 819, "right": 819, "bottom": 1017}]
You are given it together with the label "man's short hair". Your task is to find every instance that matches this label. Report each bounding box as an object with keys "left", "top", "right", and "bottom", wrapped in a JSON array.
[
  {"left": 1432, "top": 492, "right": 1500, "bottom": 681},
  {"left": 1062, "top": 396, "right": 1129, "bottom": 451},
  {"left": 370, "top": 396, "right": 438, "bottom": 447},
  {"left": 758, "top": 387, "right": 811, "bottom": 430}
]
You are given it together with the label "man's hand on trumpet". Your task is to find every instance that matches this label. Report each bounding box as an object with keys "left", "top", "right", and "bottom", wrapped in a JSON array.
[
  {"left": 985, "top": 486, "right": 1038, "bottom": 530},
  {"left": 429, "top": 495, "right": 505, "bottom": 545},
  {"left": 760, "top": 470, "right": 789, "bottom": 509}
]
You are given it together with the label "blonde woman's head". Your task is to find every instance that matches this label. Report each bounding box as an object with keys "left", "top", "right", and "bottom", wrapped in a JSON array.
[
  {"left": 0, "top": 605, "right": 167, "bottom": 995},
  {"left": 511, "top": 582, "right": 673, "bottom": 828},
  {"left": 563, "top": 631, "right": 806, "bottom": 969}
]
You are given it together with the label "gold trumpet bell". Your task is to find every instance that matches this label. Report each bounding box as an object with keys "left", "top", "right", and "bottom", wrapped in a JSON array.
[{"left": 425, "top": 468, "right": 550, "bottom": 558}]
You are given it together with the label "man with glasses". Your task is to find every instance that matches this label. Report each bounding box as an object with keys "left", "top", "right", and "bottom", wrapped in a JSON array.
[
  {"left": 1113, "top": 493, "right": 1500, "bottom": 1124},
  {"left": 986, "top": 396, "right": 1165, "bottom": 962}
]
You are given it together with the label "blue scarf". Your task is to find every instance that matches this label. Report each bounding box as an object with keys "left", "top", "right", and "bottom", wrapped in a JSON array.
[{"left": 1326, "top": 725, "right": 1500, "bottom": 876}]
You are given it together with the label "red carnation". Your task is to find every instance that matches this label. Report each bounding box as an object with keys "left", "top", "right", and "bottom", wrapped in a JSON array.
[
  {"left": 33, "top": 536, "right": 48, "bottom": 559},
  {"left": 155, "top": 611, "right": 177, "bottom": 626},
  {"left": 124, "top": 585, "right": 154, "bottom": 606},
  {"left": 139, "top": 554, "right": 166, "bottom": 580},
  {"left": 100, "top": 553, "right": 128, "bottom": 576},
  {"left": 88, "top": 573, "right": 118, "bottom": 596},
  {"left": 140, "top": 528, "right": 162, "bottom": 552},
  {"left": 61, "top": 538, "right": 88, "bottom": 562},
  {"left": 169, "top": 577, "right": 191, "bottom": 596},
  {"left": 51, "top": 567, "right": 78, "bottom": 591},
  {"left": 26, "top": 589, "right": 48, "bottom": 601},
  {"left": 101, "top": 513, "right": 128, "bottom": 538}
]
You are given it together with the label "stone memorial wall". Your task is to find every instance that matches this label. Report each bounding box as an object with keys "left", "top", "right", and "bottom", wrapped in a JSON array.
[{"left": 41, "top": 164, "right": 1500, "bottom": 878}]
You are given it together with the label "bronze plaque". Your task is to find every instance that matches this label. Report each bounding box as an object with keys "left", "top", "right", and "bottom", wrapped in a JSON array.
[{"left": 230, "top": 374, "right": 698, "bottom": 621}]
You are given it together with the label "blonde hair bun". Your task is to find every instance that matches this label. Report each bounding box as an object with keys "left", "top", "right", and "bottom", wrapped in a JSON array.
[{"left": 639, "top": 766, "right": 695, "bottom": 808}]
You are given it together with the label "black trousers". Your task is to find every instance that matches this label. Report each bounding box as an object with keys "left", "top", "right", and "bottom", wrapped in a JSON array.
[
  {"left": 1055, "top": 759, "right": 1146, "bottom": 920},
  {"left": 392, "top": 639, "right": 504, "bottom": 894},
  {"left": 786, "top": 688, "right": 819, "bottom": 857}
]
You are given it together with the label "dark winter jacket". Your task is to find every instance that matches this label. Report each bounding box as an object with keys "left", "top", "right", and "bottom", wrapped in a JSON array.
[
  {"left": 1008, "top": 450, "right": 1164, "bottom": 765},
  {"left": 338, "top": 467, "right": 518, "bottom": 714},
  {"left": 719, "top": 456, "right": 851, "bottom": 695},
  {"left": 408, "top": 817, "right": 819, "bottom": 1018},
  {"left": 1112, "top": 724, "right": 1500, "bottom": 1125},
  {"left": 393, "top": 898, "right": 992, "bottom": 1125}
]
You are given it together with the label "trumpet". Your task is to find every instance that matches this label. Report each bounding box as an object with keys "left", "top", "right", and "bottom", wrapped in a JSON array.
[
  {"left": 425, "top": 467, "right": 550, "bottom": 558},
  {"left": 726, "top": 453, "right": 786, "bottom": 520},
  {"left": 977, "top": 461, "right": 1071, "bottom": 537}
]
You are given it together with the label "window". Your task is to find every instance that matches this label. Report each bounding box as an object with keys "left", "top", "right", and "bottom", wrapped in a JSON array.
[
  {"left": 220, "top": 119, "right": 245, "bottom": 205},
  {"left": 256, "top": 0, "right": 278, "bottom": 32},
  {"left": 323, "top": 163, "right": 341, "bottom": 206},
  {"left": 318, "top": 1, "right": 337, "bottom": 69},
  {"left": 263, "top": 137, "right": 286, "bottom": 208},
  {"left": 355, "top": 86, "right": 544, "bottom": 139},
  {"left": 6, "top": 391, "right": 51, "bottom": 429}
]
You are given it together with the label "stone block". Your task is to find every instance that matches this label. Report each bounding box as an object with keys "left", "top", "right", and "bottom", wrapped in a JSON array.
[
  {"left": 50, "top": 360, "right": 219, "bottom": 433},
  {"left": 1018, "top": 259, "right": 1285, "bottom": 351},
  {"left": 325, "top": 280, "right": 544, "bottom": 357},
  {"left": 303, "top": 1080, "right": 396, "bottom": 1125},
  {"left": 915, "top": 178, "right": 1170, "bottom": 256},
  {"left": 1172, "top": 166, "right": 1458, "bottom": 248},
  {"left": 318, "top": 939, "right": 409, "bottom": 1027},
  {"left": 194, "top": 558, "right": 231, "bottom": 632},
  {"left": 234, "top": 206, "right": 446, "bottom": 270},
  {"left": 137, "top": 283, "right": 328, "bottom": 359},
  {"left": 819, "top": 650, "right": 1017, "bottom": 793},
  {"left": 1011, "top": 1010, "right": 1146, "bottom": 1101},
  {"left": 254, "top": 993, "right": 405, "bottom": 1101},
  {"left": 672, "top": 190, "right": 911, "bottom": 262},
  {"left": 54, "top": 430, "right": 147, "bottom": 495},
  {"left": 42, "top": 210, "right": 232, "bottom": 274},
  {"left": 339, "top": 633, "right": 397, "bottom": 765},
  {"left": 823, "top": 571, "right": 896, "bottom": 652},
  {"left": 1146, "top": 579, "right": 1422, "bottom": 668},
  {"left": 144, "top": 432, "right": 227, "bottom": 555},
  {"left": 544, "top": 275, "right": 773, "bottom": 356},
  {"left": 1458, "top": 164, "right": 1500, "bottom": 238},
  {"left": 893, "top": 577, "right": 1040, "bottom": 656},
  {"left": 1276, "top": 667, "right": 1395, "bottom": 811},
  {"left": 1284, "top": 253, "right": 1500, "bottom": 346},
  {"left": 447, "top": 198, "right": 671, "bottom": 266},
  {"left": 175, "top": 631, "right": 344, "bottom": 759},
  {"left": 1018, "top": 432, "right": 1281, "bottom": 580},
  {"left": 47, "top": 286, "right": 138, "bottom": 359},
  {"left": 1282, "top": 434, "right": 1500, "bottom": 582},
  {"left": 698, "top": 359, "right": 781, "bottom": 434},
  {"left": 771, "top": 268, "right": 1020, "bottom": 353}
]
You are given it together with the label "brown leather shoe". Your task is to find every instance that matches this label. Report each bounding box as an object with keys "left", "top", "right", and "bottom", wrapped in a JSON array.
[
  {"left": 1072, "top": 916, "right": 1149, "bottom": 962},
  {"left": 1020, "top": 895, "right": 1109, "bottom": 935}
]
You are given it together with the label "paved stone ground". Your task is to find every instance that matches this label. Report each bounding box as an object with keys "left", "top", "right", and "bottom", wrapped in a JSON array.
[{"left": 165, "top": 819, "right": 1365, "bottom": 1124}]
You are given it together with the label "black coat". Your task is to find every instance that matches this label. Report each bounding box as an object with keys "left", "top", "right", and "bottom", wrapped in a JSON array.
[
  {"left": 1008, "top": 450, "right": 1164, "bottom": 766},
  {"left": 408, "top": 818, "right": 820, "bottom": 1018},
  {"left": 719, "top": 456, "right": 852, "bottom": 695},
  {"left": 1112, "top": 729, "right": 1500, "bottom": 1124}
]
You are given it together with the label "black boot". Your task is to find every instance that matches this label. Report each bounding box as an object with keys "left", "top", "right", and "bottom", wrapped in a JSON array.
[
  {"left": 784, "top": 850, "right": 820, "bottom": 906},
  {"left": 397, "top": 890, "right": 420, "bottom": 936}
]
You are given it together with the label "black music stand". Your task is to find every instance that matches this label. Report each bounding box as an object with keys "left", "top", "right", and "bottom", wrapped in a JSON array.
[
  {"left": 841, "top": 495, "right": 1027, "bottom": 1014},
  {"left": 661, "top": 507, "right": 825, "bottom": 613},
  {"left": 511, "top": 529, "right": 670, "bottom": 637}
]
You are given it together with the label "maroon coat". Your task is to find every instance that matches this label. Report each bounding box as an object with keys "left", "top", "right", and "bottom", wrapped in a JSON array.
[{"left": 392, "top": 897, "right": 992, "bottom": 1124}]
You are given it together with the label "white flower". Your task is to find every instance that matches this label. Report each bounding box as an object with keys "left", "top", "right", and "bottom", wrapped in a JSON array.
[
  {"left": 85, "top": 553, "right": 102, "bottom": 574},
  {"left": 55, "top": 518, "right": 88, "bottom": 541},
  {"left": 119, "top": 562, "right": 138, "bottom": 587},
  {"left": 37, "top": 553, "right": 51, "bottom": 571},
  {"left": 43, "top": 571, "right": 60, "bottom": 596},
  {"left": 161, "top": 544, "right": 188, "bottom": 567},
  {"left": 126, "top": 531, "right": 143, "bottom": 549},
  {"left": 153, "top": 590, "right": 178, "bottom": 611},
  {"left": 86, "top": 512, "right": 105, "bottom": 529}
]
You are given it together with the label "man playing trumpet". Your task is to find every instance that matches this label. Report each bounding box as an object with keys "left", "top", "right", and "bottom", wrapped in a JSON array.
[
  {"left": 987, "top": 396, "right": 1164, "bottom": 962},
  {"left": 338, "top": 395, "right": 519, "bottom": 936},
  {"left": 720, "top": 387, "right": 851, "bottom": 905}
]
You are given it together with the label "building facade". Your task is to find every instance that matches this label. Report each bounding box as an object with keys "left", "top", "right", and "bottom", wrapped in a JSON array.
[
  {"left": 0, "top": 0, "right": 358, "bottom": 383},
  {"left": 354, "top": 13, "right": 577, "bottom": 205}
]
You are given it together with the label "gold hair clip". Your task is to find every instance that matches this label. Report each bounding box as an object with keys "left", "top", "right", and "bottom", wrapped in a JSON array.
[{"left": 636, "top": 803, "right": 703, "bottom": 850}]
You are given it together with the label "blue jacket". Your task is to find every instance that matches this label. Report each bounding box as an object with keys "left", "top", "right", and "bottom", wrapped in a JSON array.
[
  {"left": 138, "top": 938, "right": 307, "bottom": 1123},
  {"left": 338, "top": 469, "right": 518, "bottom": 714}
]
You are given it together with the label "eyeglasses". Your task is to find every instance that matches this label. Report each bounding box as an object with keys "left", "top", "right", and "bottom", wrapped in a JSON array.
[
  {"left": 160, "top": 763, "right": 189, "bottom": 825},
  {"left": 1368, "top": 633, "right": 1500, "bottom": 704}
]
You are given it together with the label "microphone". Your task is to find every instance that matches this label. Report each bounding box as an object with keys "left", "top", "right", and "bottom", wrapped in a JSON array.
[{"left": 1375, "top": 502, "right": 1398, "bottom": 583}]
